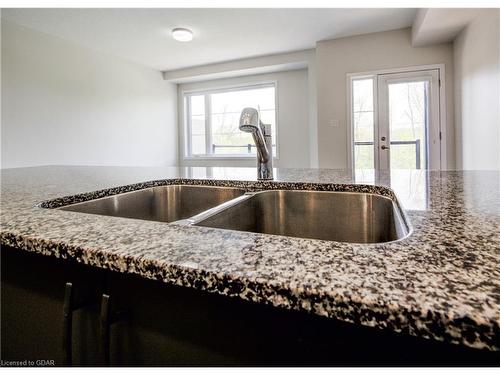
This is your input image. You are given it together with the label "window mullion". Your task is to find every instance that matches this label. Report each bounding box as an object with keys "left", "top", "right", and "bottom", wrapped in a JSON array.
[
  {"left": 186, "top": 96, "right": 192, "bottom": 157},
  {"left": 205, "top": 94, "right": 213, "bottom": 155}
]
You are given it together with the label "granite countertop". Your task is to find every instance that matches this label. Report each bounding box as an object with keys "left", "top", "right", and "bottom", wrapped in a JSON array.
[{"left": 1, "top": 166, "right": 499, "bottom": 351}]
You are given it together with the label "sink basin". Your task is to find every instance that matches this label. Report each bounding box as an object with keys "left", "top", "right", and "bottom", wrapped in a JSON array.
[
  {"left": 59, "top": 185, "right": 246, "bottom": 223},
  {"left": 57, "top": 184, "right": 409, "bottom": 244},
  {"left": 194, "top": 190, "right": 409, "bottom": 243}
]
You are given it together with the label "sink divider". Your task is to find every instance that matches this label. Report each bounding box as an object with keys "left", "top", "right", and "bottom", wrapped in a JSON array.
[{"left": 171, "top": 192, "right": 257, "bottom": 226}]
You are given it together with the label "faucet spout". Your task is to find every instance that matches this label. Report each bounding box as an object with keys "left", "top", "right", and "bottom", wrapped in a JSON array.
[
  {"left": 239, "top": 107, "right": 273, "bottom": 180},
  {"left": 250, "top": 129, "right": 270, "bottom": 164}
]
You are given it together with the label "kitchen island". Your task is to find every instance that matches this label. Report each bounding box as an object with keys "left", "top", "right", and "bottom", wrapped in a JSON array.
[{"left": 1, "top": 166, "right": 499, "bottom": 365}]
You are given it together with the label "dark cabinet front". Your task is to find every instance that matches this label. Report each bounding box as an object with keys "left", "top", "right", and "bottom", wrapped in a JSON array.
[
  {"left": 1, "top": 246, "right": 498, "bottom": 366},
  {"left": 1, "top": 247, "right": 105, "bottom": 365}
]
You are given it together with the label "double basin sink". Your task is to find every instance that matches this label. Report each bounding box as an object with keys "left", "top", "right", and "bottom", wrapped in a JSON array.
[{"left": 59, "top": 185, "right": 409, "bottom": 244}]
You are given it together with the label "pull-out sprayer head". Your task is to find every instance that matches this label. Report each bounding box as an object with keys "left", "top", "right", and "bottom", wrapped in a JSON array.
[
  {"left": 239, "top": 107, "right": 262, "bottom": 133},
  {"left": 238, "top": 106, "right": 271, "bottom": 165}
]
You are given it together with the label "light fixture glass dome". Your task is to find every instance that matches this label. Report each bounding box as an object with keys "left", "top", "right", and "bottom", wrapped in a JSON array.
[{"left": 172, "top": 28, "right": 193, "bottom": 42}]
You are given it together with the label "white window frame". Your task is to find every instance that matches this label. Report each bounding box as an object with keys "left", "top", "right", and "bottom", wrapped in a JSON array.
[
  {"left": 181, "top": 81, "right": 279, "bottom": 160},
  {"left": 346, "top": 64, "right": 447, "bottom": 171}
]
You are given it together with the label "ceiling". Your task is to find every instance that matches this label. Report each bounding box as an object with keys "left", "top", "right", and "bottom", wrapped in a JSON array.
[{"left": 2, "top": 8, "right": 418, "bottom": 71}]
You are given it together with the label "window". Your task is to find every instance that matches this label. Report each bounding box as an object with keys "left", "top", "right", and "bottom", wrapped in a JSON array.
[{"left": 184, "top": 83, "right": 277, "bottom": 157}]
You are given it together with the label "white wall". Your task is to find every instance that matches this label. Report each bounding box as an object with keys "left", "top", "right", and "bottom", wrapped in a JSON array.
[
  {"left": 1, "top": 20, "right": 178, "bottom": 169},
  {"left": 316, "top": 27, "right": 455, "bottom": 169},
  {"left": 454, "top": 10, "right": 500, "bottom": 170},
  {"left": 177, "top": 69, "right": 310, "bottom": 168}
]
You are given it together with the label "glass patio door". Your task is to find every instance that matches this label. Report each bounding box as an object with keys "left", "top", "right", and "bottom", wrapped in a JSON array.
[
  {"left": 351, "top": 69, "right": 441, "bottom": 178},
  {"left": 376, "top": 70, "right": 441, "bottom": 170}
]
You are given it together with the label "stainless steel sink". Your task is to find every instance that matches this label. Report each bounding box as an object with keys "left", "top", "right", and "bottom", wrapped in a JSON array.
[
  {"left": 193, "top": 190, "right": 409, "bottom": 243},
  {"left": 57, "top": 184, "right": 409, "bottom": 244},
  {"left": 59, "top": 185, "right": 246, "bottom": 223}
]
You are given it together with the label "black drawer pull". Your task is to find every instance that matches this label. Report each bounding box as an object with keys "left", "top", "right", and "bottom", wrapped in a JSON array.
[
  {"left": 62, "top": 282, "right": 95, "bottom": 366},
  {"left": 99, "top": 294, "right": 111, "bottom": 366},
  {"left": 99, "top": 294, "right": 127, "bottom": 366},
  {"left": 62, "top": 282, "right": 74, "bottom": 366}
]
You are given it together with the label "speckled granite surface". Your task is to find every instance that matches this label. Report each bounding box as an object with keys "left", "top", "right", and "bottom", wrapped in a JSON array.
[{"left": 1, "top": 166, "right": 499, "bottom": 351}]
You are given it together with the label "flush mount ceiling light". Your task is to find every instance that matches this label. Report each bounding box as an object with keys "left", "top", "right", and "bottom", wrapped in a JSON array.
[{"left": 172, "top": 28, "right": 193, "bottom": 42}]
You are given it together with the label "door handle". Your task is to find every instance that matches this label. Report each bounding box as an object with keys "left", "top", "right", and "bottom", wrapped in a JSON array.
[
  {"left": 99, "top": 294, "right": 111, "bottom": 366},
  {"left": 62, "top": 283, "right": 74, "bottom": 366},
  {"left": 62, "top": 282, "right": 94, "bottom": 366},
  {"left": 381, "top": 145, "right": 390, "bottom": 150},
  {"left": 99, "top": 294, "right": 128, "bottom": 366}
]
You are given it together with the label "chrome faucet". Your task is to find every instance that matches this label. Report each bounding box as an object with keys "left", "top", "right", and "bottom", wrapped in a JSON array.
[{"left": 239, "top": 107, "right": 273, "bottom": 180}]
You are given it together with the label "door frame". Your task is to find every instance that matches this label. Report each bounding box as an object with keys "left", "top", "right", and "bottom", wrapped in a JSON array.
[{"left": 346, "top": 64, "right": 447, "bottom": 171}]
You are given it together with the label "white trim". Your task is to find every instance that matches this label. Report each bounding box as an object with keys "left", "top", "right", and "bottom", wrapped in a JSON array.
[
  {"left": 204, "top": 94, "right": 212, "bottom": 154},
  {"left": 374, "top": 77, "right": 380, "bottom": 172},
  {"left": 437, "top": 65, "right": 447, "bottom": 170},
  {"left": 273, "top": 79, "right": 280, "bottom": 161},
  {"left": 346, "top": 63, "right": 447, "bottom": 171},
  {"left": 185, "top": 95, "right": 192, "bottom": 156},
  {"left": 346, "top": 76, "right": 354, "bottom": 170},
  {"left": 183, "top": 156, "right": 257, "bottom": 161},
  {"left": 346, "top": 64, "right": 446, "bottom": 79},
  {"left": 182, "top": 80, "right": 277, "bottom": 96},
  {"left": 181, "top": 80, "right": 280, "bottom": 160}
]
